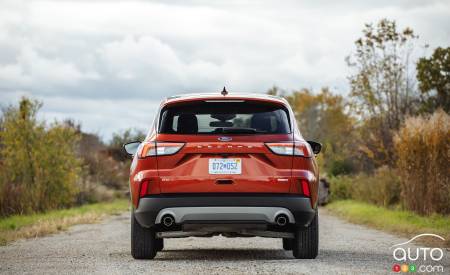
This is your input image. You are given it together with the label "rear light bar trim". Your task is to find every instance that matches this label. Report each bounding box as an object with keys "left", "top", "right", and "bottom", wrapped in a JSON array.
[
  {"left": 265, "top": 141, "right": 313, "bottom": 157},
  {"left": 139, "top": 141, "right": 185, "bottom": 158}
]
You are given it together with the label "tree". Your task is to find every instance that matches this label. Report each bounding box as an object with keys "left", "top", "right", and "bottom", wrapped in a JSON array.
[
  {"left": 109, "top": 128, "right": 146, "bottom": 162},
  {"left": 417, "top": 46, "right": 450, "bottom": 112},
  {"left": 63, "top": 121, "right": 134, "bottom": 201},
  {"left": 0, "top": 98, "right": 81, "bottom": 216},
  {"left": 267, "top": 86, "right": 284, "bottom": 96},
  {"left": 346, "top": 19, "right": 419, "bottom": 166},
  {"left": 279, "top": 88, "right": 356, "bottom": 175}
]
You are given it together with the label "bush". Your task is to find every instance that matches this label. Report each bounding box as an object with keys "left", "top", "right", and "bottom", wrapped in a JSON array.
[
  {"left": 351, "top": 167, "right": 401, "bottom": 207},
  {"left": 329, "top": 167, "right": 401, "bottom": 207},
  {"left": 328, "top": 159, "right": 354, "bottom": 176},
  {"left": 394, "top": 109, "right": 450, "bottom": 215},
  {"left": 0, "top": 98, "right": 82, "bottom": 216},
  {"left": 65, "top": 123, "right": 131, "bottom": 204},
  {"left": 329, "top": 175, "right": 353, "bottom": 201},
  {"left": 76, "top": 184, "right": 118, "bottom": 205}
]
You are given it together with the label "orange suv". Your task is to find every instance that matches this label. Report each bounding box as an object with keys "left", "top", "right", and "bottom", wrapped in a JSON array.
[{"left": 124, "top": 91, "right": 321, "bottom": 259}]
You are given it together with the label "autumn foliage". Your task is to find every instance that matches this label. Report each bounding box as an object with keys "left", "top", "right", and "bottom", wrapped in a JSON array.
[
  {"left": 281, "top": 19, "right": 449, "bottom": 216},
  {"left": 0, "top": 98, "right": 136, "bottom": 217},
  {"left": 0, "top": 98, "right": 81, "bottom": 216}
]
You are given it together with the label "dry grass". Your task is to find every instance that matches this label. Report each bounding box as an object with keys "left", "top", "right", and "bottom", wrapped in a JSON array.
[
  {"left": 394, "top": 109, "right": 450, "bottom": 215},
  {"left": 0, "top": 199, "right": 129, "bottom": 245}
]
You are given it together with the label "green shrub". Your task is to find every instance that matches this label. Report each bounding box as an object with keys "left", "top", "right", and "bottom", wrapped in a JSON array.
[
  {"left": 329, "top": 166, "right": 401, "bottom": 207},
  {"left": 328, "top": 159, "right": 354, "bottom": 176},
  {"left": 0, "top": 98, "right": 82, "bottom": 216},
  {"left": 329, "top": 175, "right": 353, "bottom": 201},
  {"left": 351, "top": 167, "right": 401, "bottom": 207},
  {"left": 394, "top": 109, "right": 450, "bottom": 215}
]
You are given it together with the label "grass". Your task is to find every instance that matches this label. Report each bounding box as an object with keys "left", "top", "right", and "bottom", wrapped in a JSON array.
[
  {"left": 326, "top": 200, "right": 450, "bottom": 247},
  {"left": 0, "top": 199, "right": 129, "bottom": 246}
]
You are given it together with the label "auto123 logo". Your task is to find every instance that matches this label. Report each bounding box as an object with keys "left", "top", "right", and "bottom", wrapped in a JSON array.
[{"left": 391, "top": 233, "right": 446, "bottom": 273}]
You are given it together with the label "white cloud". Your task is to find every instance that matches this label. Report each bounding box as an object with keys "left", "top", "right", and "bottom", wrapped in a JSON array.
[
  {"left": 99, "top": 36, "right": 184, "bottom": 80},
  {"left": 0, "top": 46, "right": 100, "bottom": 93}
]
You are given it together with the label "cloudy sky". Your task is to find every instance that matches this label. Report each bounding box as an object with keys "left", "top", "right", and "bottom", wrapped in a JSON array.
[{"left": 1, "top": 0, "right": 449, "bottom": 140}]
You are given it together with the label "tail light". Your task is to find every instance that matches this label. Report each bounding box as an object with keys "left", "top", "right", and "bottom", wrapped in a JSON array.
[
  {"left": 300, "top": 179, "right": 311, "bottom": 197},
  {"left": 265, "top": 141, "right": 312, "bottom": 157},
  {"left": 139, "top": 180, "right": 149, "bottom": 197},
  {"left": 139, "top": 142, "right": 184, "bottom": 158},
  {"left": 291, "top": 179, "right": 311, "bottom": 197},
  {"left": 139, "top": 179, "right": 160, "bottom": 197}
]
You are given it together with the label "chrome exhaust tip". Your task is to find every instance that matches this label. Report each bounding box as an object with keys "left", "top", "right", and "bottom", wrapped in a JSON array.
[
  {"left": 162, "top": 215, "right": 175, "bottom": 227},
  {"left": 275, "top": 215, "right": 288, "bottom": 226}
]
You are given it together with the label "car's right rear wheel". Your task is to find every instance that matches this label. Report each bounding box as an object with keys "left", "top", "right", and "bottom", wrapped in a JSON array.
[
  {"left": 131, "top": 211, "right": 157, "bottom": 259},
  {"left": 292, "top": 212, "right": 318, "bottom": 259}
]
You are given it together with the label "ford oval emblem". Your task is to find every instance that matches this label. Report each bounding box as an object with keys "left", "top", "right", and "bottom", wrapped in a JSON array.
[{"left": 218, "top": 136, "right": 232, "bottom": 142}]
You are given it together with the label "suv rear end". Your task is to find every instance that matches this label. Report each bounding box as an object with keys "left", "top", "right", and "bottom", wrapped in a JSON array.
[{"left": 124, "top": 93, "right": 321, "bottom": 259}]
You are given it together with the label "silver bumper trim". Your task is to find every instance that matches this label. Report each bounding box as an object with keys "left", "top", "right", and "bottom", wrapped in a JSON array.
[{"left": 155, "top": 206, "right": 295, "bottom": 225}]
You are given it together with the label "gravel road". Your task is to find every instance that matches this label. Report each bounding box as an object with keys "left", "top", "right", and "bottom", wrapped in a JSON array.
[{"left": 0, "top": 209, "right": 448, "bottom": 274}]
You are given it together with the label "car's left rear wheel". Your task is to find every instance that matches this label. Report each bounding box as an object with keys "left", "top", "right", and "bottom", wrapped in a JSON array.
[{"left": 131, "top": 211, "right": 157, "bottom": 259}]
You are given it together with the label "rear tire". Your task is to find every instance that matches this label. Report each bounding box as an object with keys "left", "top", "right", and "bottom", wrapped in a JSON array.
[
  {"left": 131, "top": 211, "right": 157, "bottom": 259},
  {"left": 282, "top": 238, "right": 293, "bottom": 250},
  {"left": 292, "top": 211, "right": 319, "bottom": 259}
]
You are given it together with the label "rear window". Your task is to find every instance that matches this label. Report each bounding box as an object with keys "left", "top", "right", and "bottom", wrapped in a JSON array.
[{"left": 159, "top": 101, "right": 291, "bottom": 135}]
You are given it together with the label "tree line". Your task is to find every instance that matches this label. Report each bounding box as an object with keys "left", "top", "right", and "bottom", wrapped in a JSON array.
[
  {"left": 269, "top": 19, "right": 449, "bottom": 215},
  {"left": 0, "top": 98, "right": 145, "bottom": 217}
]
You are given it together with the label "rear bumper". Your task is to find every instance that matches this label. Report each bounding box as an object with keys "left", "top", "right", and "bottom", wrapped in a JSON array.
[{"left": 134, "top": 194, "right": 316, "bottom": 228}]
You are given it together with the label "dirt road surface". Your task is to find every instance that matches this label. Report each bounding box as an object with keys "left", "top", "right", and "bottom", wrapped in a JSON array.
[{"left": 0, "top": 209, "right": 448, "bottom": 274}]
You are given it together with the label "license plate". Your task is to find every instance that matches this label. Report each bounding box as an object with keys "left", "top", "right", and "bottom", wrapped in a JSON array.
[{"left": 208, "top": 158, "right": 241, "bottom": 174}]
